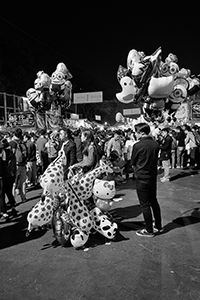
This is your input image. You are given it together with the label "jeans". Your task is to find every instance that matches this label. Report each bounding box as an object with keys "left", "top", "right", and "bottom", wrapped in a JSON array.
[
  {"left": 171, "top": 150, "right": 176, "bottom": 168},
  {"left": 0, "top": 178, "right": 7, "bottom": 214},
  {"left": 135, "top": 177, "right": 162, "bottom": 233},
  {"left": 15, "top": 165, "right": 26, "bottom": 201},
  {"left": 26, "top": 161, "right": 37, "bottom": 184},
  {"left": 177, "top": 146, "right": 185, "bottom": 167},
  {"left": 2, "top": 176, "right": 16, "bottom": 208},
  {"left": 162, "top": 159, "right": 170, "bottom": 179}
]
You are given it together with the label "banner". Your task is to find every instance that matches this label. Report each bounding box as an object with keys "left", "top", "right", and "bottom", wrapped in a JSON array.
[{"left": 192, "top": 100, "right": 200, "bottom": 119}]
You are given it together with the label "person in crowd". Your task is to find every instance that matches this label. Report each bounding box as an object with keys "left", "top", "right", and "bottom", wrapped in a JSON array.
[
  {"left": 159, "top": 128, "right": 172, "bottom": 182},
  {"left": 131, "top": 122, "right": 162, "bottom": 237},
  {"left": 24, "top": 132, "right": 37, "bottom": 187},
  {"left": 106, "top": 130, "right": 123, "bottom": 158},
  {"left": 124, "top": 130, "right": 136, "bottom": 180},
  {"left": 36, "top": 129, "right": 48, "bottom": 173},
  {"left": 71, "top": 129, "right": 98, "bottom": 174},
  {"left": 72, "top": 129, "right": 83, "bottom": 163},
  {"left": 169, "top": 129, "right": 177, "bottom": 169},
  {"left": 1, "top": 138, "right": 17, "bottom": 217},
  {"left": 45, "top": 131, "right": 59, "bottom": 164},
  {"left": 175, "top": 126, "right": 186, "bottom": 168},
  {"left": 0, "top": 141, "right": 10, "bottom": 222},
  {"left": 183, "top": 124, "right": 197, "bottom": 169},
  {"left": 10, "top": 128, "right": 27, "bottom": 203},
  {"left": 192, "top": 125, "right": 200, "bottom": 168},
  {"left": 59, "top": 127, "right": 77, "bottom": 179}
]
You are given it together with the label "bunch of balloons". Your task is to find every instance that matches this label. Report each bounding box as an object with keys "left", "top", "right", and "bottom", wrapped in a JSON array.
[
  {"left": 116, "top": 47, "right": 200, "bottom": 122},
  {"left": 22, "top": 62, "right": 72, "bottom": 114}
]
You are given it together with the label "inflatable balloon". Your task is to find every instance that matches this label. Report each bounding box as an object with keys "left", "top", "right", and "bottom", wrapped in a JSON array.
[
  {"left": 27, "top": 194, "right": 54, "bottom": 235},
  {"left": 90, "top": 207, "right": 118, "bottom": 239},
  {"left": 116, "top": 76, "right": 137, "bottom": 104},
  {"left": 40, "top": 147, "right": 67, "bottom": 198},
  {"left": 34, "top": 71, "right": 51, "bottom": 91},
  {"left": 93, "top": 179, "right": 115, "bottom": 212},
  {"left": 70, "top": 227, "right": 89, "bottom": 248},
  {"left": 116, "top": 46, "right": 200, "bottom": 123},
  {"left": 115, "top": 112, "right": 124, "bottom": 122},
  {"left": 23, "top": 62, "right": 72, "bottom": 114},
  {"left": 52, "top": 207, "right": 71, "bottom": 246},
  {"left": 148, "top": 76, "right": 174, "bottom": 98}
]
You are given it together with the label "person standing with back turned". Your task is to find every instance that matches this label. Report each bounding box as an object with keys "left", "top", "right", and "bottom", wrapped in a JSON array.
[{"left": 131, "top": 123, "right": 163, "bottom": 237}]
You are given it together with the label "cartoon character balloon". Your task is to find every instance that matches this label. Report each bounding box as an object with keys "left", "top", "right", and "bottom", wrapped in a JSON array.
[
  {"left": 23, "top": 62, "right": 72, "bottom": 114},
  {"left": 50, "top": 62, "right": 72, "bottom": 109},
  {"left": 116, "top": 47, "right": 200, "bottom": 123}
]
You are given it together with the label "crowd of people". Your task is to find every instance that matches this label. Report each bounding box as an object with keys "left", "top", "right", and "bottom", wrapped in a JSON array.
[{"left": 0, "top": 122, "right": 200, "bottom": 226}]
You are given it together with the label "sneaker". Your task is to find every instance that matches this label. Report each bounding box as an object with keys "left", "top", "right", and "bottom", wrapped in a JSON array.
[
  {"left": 136, "top": 229, "right": 154, "bottom": 237},
  {"left": 11, "top": 208, "right": 18, "bottom": 217},
  {"left": 160, "top": 177, "right": 170, "bottom": 182},
  {"left": 153, "top": 226, "right": 164, "bottom": 233}
]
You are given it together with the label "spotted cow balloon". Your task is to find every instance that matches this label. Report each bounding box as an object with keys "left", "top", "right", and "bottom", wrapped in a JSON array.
[
  {"left": 40, "top": 147, "right": 67, "bottom": 198},
  {"left": 90, "top": 207, "right": 118, "bottom": 239},
  {"left": 27, "top": 194, "right": 54, "bottom": 234}
]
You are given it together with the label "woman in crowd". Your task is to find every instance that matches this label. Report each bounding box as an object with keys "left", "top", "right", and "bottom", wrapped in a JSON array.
[
  {"left": 175, "top": 126, "right": 186, "bottom": 169},
  {"left": 71, "top": 129, "right": 99, "bottom": 173},
  {"left": 45, "top": 131, "right": 59, "bottom": 164},
  {"left": 183, "top": 124, "right": 197, "bottom": 168},
  {"left": 1, "top": 138, "right": 17, "bottom": 217}
]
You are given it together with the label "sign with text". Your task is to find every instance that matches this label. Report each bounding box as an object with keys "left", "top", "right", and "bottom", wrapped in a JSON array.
[
  {"left": 8, "top": 112, "right": 35, "bottom": 127},
  {"left": 123, "top": 108, "right": 141, "bottom": 116},
  {"left": 74, "top": 91, "right": 103, "bottom": 104},
  {"left": 95, "top": 115, "right": 101, "bottom": 121}
]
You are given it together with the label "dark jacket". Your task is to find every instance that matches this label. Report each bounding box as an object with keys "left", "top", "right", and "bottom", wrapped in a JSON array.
[
  {"left": 62, "top": 139, "right": 77, "bottom": 177},
  {"left": 160, "top": 135, "right": 172, "bottom": 161},
  {"left": 131, "top": 136, "right": 159, "bottom": 179},
  {"left": 176, "top": 131, "right": 186, "bottom": 147},
  {"left": 73, "top": 143, "right": 98, "bottom": 173},
  {"left": 2, "top": 147, "right": 16, "bottom": 178}
]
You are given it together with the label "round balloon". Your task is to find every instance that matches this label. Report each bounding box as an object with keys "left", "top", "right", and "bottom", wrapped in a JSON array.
[
  {"left": 70, "top": 227, "right": 89, "bottom": 248},
  {"left": 115, "top": 112, "right": 123, "bottom": 122}
]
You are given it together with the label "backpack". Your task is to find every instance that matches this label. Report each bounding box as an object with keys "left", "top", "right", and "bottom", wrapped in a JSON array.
[{"left": 15, "top": 141, "right": 28, "bottom": 165}]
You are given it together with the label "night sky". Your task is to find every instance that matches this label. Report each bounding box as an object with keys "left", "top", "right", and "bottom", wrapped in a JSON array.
[{"left": 1, "top": 4, "right": 200, "bottom": 98}]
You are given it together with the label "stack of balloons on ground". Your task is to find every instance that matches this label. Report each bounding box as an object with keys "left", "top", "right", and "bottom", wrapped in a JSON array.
[{"left": 26, "top": 149, "right": 118, "bottom": 249}]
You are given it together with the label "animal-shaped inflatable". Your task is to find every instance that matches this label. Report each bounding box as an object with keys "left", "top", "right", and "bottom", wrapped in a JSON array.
[
  {"left": 26, "top": 193, "right": 55, "bottom": 235},
  {"left": 93, "top": 179, "right": 116, "bottom": 212},
  {"left": 34, "top": 71, "right": 51, "bottom": 91},
  {"left": 40, "top": 146, "right": 67, "bottom": 198},
  {"left": 90, "top": 206, "right": 118, "bottom": 239},
  {"left": 50, "top": 62, "right": 72, "bottom": 109},
  {"left": 116, "top": 46, "right": 200, "bottom": 123}
]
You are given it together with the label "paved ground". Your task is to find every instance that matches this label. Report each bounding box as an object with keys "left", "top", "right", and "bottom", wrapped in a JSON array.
[{"left": 1, "top": 168, "right": 200, "bottom": 300}]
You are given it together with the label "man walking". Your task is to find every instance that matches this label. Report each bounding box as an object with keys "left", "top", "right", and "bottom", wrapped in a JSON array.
[{"left": 131, "top": 123, "right": 163, "bottom": 237}]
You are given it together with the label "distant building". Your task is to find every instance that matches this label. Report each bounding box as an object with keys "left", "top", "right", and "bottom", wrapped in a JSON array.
[{"left": 0, "top": 92, "right": 20, "bottom": 124}]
